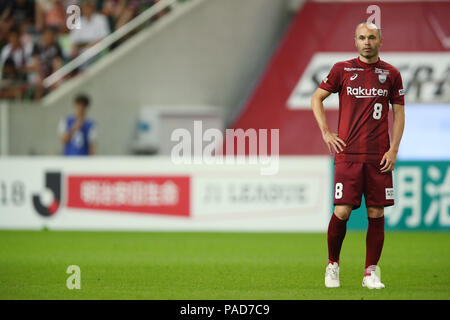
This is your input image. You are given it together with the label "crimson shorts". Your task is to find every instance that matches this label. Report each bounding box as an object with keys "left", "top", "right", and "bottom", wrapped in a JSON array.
[{"left": 333, "top": 161, "right": 394, "bottom": 209}]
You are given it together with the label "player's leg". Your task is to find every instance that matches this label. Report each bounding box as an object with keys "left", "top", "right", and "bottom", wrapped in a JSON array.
[
  {"left": 327, "top": 204, "right": 352, "bottom": 266},
  {"left": 325, "top": 162, "right": 364, "bottom": 288},
  {"left": 329, "top": 162, "right": 364, "bottom": 264},
  {"left": 362, "top": 206, "right": 385, "bottom": 289},
  {"left": 362, "top": 163, "right": 394, "bottom": 289},
  {"left": 325, "top": 204, "right": 352, "bottom": 288},
  {"left": 365, "top": 206, "right": 385, "bottom": 275}
]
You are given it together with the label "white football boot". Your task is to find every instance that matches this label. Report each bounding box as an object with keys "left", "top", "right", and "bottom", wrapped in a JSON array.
[
  {"left": 325, "top": 262, "right": 340, "bottom": 288},
  {"left": 362, "top": 271, "right": 385, "bottom": 289}
]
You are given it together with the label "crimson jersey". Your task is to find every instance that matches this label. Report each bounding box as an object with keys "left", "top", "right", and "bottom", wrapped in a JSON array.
[{"left": 319, "top": 56, "right": 405, "bottom": 163}]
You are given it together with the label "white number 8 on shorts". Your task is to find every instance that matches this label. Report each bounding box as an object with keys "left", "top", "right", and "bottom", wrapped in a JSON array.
[{"left": 335, "top": 182, "right": 343, "bottom": 199}]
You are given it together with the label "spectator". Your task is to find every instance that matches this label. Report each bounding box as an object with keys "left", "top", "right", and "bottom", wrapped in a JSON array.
[
  {"left": 102, "top": 0, "right": 134, "bottom": 31},
  {"left": 69, "top": 0, "right": 110, "bottom": 59},
  {"left": 35, "top": 0, "right": 66, "bottom": 33},
  {"left": 0, "top": 4, "right": 13, "bottom": 50},
  {"left": 1, "top": 0, "right": 35, "bottom": 27},
  {"left": 0, "top": 0, "right": 35, "bottom": 56},
  {"left": 0, "top": 57, "right": 25, "bottom": 99},
  {"left": 59, "top": 94, "right": 97, "bottom": 156},
  {"left": 0, "top": 25, "right": 33, "bottom": 81},
  {"left": 0, "top": 0, "right": 176, "bottom": 100},
  {"left": 30, "top": 26, "right": 64, "bottom": 98}
]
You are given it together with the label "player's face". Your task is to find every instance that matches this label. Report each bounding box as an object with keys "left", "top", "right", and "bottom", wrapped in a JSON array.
[
  {"left": 355, "top": 25, "right": 382, "bottom": 59},
  {"left": 75, "top": 104, "right": 87, "bottom": 118}
]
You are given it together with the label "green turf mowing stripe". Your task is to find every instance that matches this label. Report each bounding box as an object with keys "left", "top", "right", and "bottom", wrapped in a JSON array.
[{"left": 0, "top": 231, "right": 448, "bottom": 299}]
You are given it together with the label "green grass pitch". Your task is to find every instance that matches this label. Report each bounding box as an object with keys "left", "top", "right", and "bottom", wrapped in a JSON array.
[{"left": 0, "top": 230, "right": 449, "bottom": 299}]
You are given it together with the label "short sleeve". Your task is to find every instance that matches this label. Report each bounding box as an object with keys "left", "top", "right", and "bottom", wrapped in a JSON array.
[
  {"left": 58, "top": 118, "right": 67, "bottom": 136},
  {"left": 390, "top": 70, "right": 405, "bottom": 105},
  {"left": 94, "top": 15, "right": 110, "bottom": 40},
  {"left": 88, "top": 123, "right": 97, "bottom": 143},
  {"left": 319, "top": 63, "right": 342, "bottom": 93},
  {"left": 99, "top": 16, "right": 110, "bottom": 38}
]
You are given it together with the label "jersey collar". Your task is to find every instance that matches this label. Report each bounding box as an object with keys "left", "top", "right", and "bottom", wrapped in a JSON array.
[{"left": 356, "top": 56, "right": 381, "bottom": 68}]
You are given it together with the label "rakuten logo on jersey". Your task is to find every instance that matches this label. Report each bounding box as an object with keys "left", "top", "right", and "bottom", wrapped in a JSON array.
[{"left": 346, "top": 86, "right": 388, "bottom": 98}]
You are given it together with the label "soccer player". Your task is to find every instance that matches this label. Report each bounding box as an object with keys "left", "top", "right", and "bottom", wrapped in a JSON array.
[{"left": 311, "top": 22, "right": 405, "bottom": 289}]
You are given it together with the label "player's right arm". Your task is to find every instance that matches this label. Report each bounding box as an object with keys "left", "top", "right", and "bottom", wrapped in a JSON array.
[
  {"left": 59, "top": 118, "right": 82, "bottom": 144},
  {"left": 311, "top": 88, "right": 346, "bottom": 154}
]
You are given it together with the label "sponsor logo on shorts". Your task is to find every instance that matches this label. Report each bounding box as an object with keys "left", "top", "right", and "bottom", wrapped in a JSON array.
[
  {"left": 399, "top": 88, "right": 405, "bottom": 96},
  {"left": 385, "top": 188, "right": 394, "bottom": 200}
]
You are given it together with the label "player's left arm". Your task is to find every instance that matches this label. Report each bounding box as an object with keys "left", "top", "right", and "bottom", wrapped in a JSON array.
[
  {"left": 89, "top": 143, "right": 96, "bottom": 156},
  {"left": 380, "top": 103, "right": 405, "bottom": 173},
  {"left": 88, "top": 123, "right": 97, "bottom": 156}
]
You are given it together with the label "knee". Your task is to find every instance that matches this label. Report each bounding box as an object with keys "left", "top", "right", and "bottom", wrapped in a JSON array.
[
  {"left": 334, "top": 205, "right": 352, "bottom": 220},
  {"left": 367, "top": 206, "right": 384, "bottom": 218}
]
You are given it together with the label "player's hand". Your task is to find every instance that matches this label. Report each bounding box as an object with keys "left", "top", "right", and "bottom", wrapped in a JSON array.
[
  {"left": 72, "top": 118, "right": 83, "bottom": 131},
  {"left": 321, "top": 130, "right": 346, "bottom": 155},
  {"left": 380, "top": 148, "right": 397, "bottom": 173}
]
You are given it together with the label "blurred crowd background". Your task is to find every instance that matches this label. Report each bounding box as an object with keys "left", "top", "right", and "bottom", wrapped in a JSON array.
[{"left": 0, "top": 0, "right": 169, "bottom": 100}]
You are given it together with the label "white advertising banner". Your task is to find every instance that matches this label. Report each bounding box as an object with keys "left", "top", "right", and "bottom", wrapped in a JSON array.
[
  {"left": 288, "top": 52, "right": 450, "bottom": 109},
  {"left": 0, "top": 156, "right": 331, "bottom": 231}
]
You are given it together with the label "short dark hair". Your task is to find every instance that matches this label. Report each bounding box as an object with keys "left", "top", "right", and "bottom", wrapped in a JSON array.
[
  {"left": 74, "top": 94, "right": 90, "bottom": 107},
  {"left": 9, "top": 25, "right": 20, "bottom": 36}
]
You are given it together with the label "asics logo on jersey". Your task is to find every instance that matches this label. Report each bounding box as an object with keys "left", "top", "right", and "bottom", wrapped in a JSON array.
[
  {"left": 346, "top": 86, "right": 388, "bottom": 98},
  {"left": 350, "top": 74, "right": 358, "bottom": 80}
]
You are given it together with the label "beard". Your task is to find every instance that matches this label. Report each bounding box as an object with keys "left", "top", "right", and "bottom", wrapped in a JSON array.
[{"left": 360, "top": 48, "right": 378, "bottom": 59}]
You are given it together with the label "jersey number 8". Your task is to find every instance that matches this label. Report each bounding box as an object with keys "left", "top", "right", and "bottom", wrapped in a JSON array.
[
  {"left": 335, "top": 182, "right": 343, "bottom": 199},
  {"left": 373, "top": 103, "right": 383, "bottom": 120}
]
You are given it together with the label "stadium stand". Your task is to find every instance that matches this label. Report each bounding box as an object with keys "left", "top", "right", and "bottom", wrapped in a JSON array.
[
  {"left": 4, "top": 0, "right": 290, "bottom": 156},
  {"left": 0, "top": 0, "right": 176, "bottom": 100}
]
